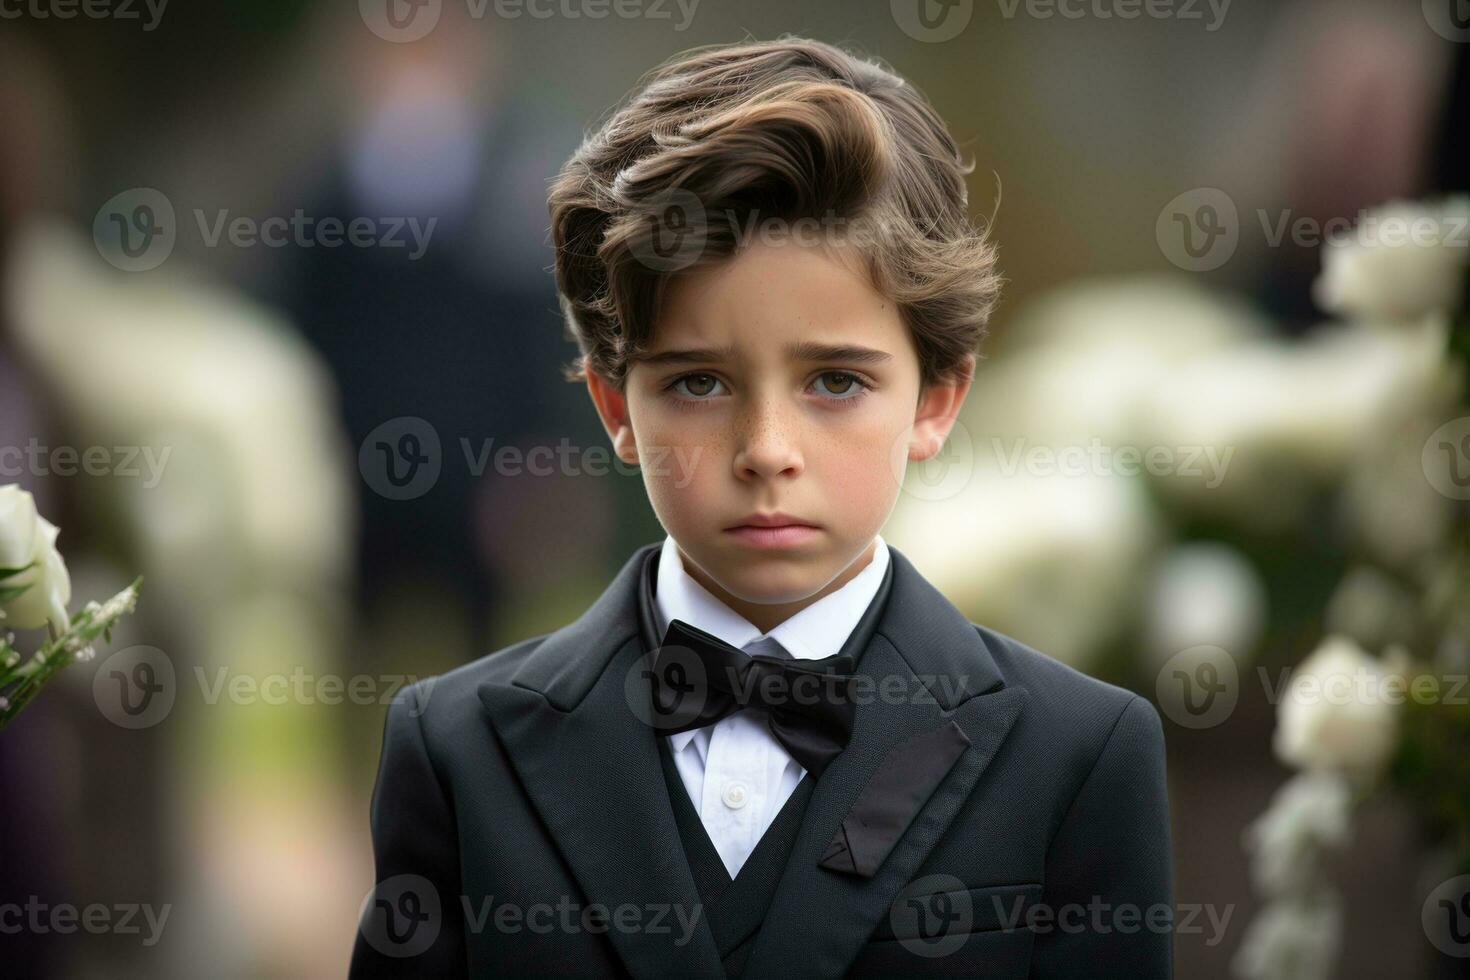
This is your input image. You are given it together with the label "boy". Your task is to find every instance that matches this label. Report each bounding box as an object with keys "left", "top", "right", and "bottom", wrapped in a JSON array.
[{"left": 351, "top": 37, "right": 1172, "bottom": 979}]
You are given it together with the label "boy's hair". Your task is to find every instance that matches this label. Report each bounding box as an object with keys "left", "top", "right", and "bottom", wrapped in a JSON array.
[{"left": 547, "top": 36, "right": 1001, "bottom": 389}]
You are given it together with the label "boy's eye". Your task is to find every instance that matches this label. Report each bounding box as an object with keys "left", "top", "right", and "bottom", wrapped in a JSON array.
[
  {"left": 811, "top": 371, "right": 867, "bottom": 398},
  {"left": 667, "top": 371, "right": 868, "bottom": 400},
  {"left": 671, "top": 373, "right": 726, "bottom": 398}
]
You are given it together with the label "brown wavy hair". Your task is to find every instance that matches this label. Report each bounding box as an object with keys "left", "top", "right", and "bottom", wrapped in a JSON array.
[{"left": 547, "top": 36, "right": 1001, "bottom": 389}]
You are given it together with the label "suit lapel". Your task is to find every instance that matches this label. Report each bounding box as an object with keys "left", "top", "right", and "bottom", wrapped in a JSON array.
[
  {"left": 476, "top": 541, "right": 1029, "bottom": 979},
  {"left": 738, "top": 546, "right": 1029, "bottom": 978},
  {"left": 476, "top": 544, "right": 725, "bottom": 979}
]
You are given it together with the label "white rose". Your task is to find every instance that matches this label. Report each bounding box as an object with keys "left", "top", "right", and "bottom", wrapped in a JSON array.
[
  {"left": 1274, "top": 635, "right": 1398, "bottom": 779},
  {"left": 0, "top": 484, "right": 73, "bottom": 631},
  {"left": 0, "top": 483, "right": 40, "bottom": 569},
  {"left": 1312, "top": 197, "right": 1470, "bottom": 323}
]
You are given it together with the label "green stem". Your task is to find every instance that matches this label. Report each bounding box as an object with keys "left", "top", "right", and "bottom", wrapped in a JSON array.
[{"left": 0, "top": 577, "right": 143, "bottom": 732}]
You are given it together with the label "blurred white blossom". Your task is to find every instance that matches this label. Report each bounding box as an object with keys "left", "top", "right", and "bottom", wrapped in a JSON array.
[
  {"left": 1143, "top": 541, "right": 1267, "bottom": 672},
  {"left": 1233, "top": 891, "right": 1342, "bottom": 980},
  {"left": 1148, "top": 314, "right": 1455, "bottom": 530},
  {"left": 3, "top": 222, "right": 354, "bottom": 611},
  {"left": 1312, "top": 196, "right": 1470, "bottom": 323},
  {"left": 886, "top": 468, "right": 1162, "bottom": 669},
  {"left": 1243, "top": 771, "right": 1353, "bottom": 897},
  {"left": 1274, "top": 635, "right": 1399, "bottom": 780},
  {"left": 971, "top": 276, "right": 1266, "bottom": 449}
]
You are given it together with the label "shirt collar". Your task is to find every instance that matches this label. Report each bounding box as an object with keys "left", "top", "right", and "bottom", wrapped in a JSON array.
[{"left": 653, "top": 533, "right": 890, "bottom": 753}]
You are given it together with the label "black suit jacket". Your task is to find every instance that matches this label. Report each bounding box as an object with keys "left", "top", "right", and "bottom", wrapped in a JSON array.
[{"left": 350, "top": 542, "right": 1173, "bottom": 978}]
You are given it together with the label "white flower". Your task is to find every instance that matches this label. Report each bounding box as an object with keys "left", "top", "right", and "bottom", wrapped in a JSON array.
[
  {"left": 1312, "top": 197, "right": 1470, "bottom": 323},
  {"left": 0, "top": 483, "right": 40, "bottom": 570},
  {"left": 1274, "top": 635, "right": 1398, "bottom": 779},
  {"left": 972, "top": 276, "right": 1265, "bottom": 449},
  {"left": 1147, "top": 314, "right": 1456, "bottom": 531},
  {"left": 0, "top": 484, "right": 72, "bottom": 631},
  {"left": 1243, "top": 771, "right": 1352, "bottom": 897},
  {"left": 886, "top": 468, "right": 1162, "bottom": 669},
  {"left": 1143, "top": 542, "right": 1267, "bottom": 671},
  {"left": 1233, "top": 893, "right": 1342, "bottom": 980}
]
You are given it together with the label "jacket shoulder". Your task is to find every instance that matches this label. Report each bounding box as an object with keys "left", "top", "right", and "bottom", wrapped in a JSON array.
[
  {"left": 392, "top": 632, "right": 553, "bottom": 744},
  {"left": 974, "top": 621, "right": 1161, "bottom": 768}
]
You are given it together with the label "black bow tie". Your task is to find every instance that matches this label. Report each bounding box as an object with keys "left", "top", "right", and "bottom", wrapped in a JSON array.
[{"left": 644, "top": 618, "right": 858, "bottom": 777}]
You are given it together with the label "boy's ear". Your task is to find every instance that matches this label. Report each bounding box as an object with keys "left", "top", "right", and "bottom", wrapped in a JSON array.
[
  {"left": 585, "top": 364, "right": 640, "bottom": 466},
  {"left": 908, "top": 355, "right": 974, "bottom": 461}
]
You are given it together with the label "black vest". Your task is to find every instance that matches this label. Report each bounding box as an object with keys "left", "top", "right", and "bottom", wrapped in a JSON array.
[{"left": 635, "top": 545, "right": 895, "bottom": 977}]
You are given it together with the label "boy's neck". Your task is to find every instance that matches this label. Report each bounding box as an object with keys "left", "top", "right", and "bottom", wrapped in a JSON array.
[{"left": 677, "top": 537, "right": 879, "bottom": 635}]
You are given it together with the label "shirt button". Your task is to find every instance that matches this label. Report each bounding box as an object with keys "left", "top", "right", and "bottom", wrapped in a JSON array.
[{"left": 721, "top": 780, "right": 750, "bottom": 810}]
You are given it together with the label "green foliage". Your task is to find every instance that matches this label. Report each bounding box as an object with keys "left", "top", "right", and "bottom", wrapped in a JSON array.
[{"left": 1390, "top": 675, "right": 1470, "bottom": 866}]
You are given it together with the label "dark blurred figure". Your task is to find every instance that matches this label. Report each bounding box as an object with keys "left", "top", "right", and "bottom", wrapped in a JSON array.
[{"left": 266, "top": 29, "right": 607, "bottom": 662}]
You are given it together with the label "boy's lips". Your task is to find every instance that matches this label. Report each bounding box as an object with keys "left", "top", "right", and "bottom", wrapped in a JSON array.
[
  {"left": 723, "top": 514, "right": 822, "bottom": 549},
  {"left": 726, "top": 512, "right": 819, "bottom": 529}
]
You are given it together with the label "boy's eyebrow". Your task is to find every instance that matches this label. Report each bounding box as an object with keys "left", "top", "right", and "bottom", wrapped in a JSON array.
[{"left": 636, "top": 342, "right": 894, "bottom": 366}]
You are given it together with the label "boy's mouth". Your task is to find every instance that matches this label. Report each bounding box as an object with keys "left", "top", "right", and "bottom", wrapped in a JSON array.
[{"left": 723, "top": 513, "right": 822, "bottom": 549}]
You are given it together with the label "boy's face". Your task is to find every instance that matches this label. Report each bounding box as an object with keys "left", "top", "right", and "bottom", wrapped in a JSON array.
[{"left": 587, "top": 239, "right": 971, "bottom": 625}]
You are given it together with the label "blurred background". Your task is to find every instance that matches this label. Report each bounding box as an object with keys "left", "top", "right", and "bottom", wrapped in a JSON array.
[{"left": 2, "top": 0, "right": 1468, "bottom": 976}]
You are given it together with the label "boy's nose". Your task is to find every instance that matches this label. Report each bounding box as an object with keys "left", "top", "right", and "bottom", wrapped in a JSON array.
[{"left": 732, "top": 402, "right": 804, "bottom": 480}]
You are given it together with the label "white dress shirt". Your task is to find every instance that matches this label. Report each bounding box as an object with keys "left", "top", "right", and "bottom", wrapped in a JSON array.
[{"left": 651, "top": 533, "right": 891, "bottom": 878}]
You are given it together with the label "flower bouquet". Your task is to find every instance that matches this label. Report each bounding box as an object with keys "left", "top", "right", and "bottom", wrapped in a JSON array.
[{"left": 0, "top": 483, "right": 142, "bottom": 730}]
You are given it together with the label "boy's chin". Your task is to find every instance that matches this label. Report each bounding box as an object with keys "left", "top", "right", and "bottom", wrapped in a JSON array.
[{"left": 699, "top": 558, "right": 839, "bottom": 606}]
